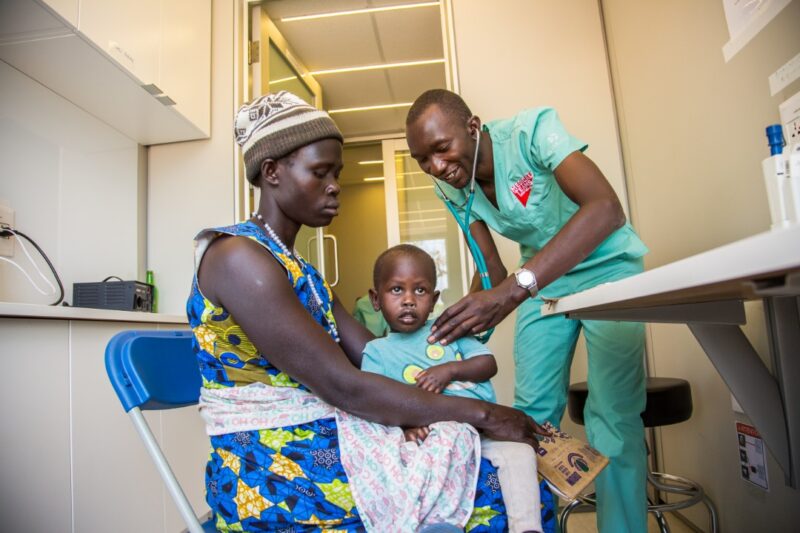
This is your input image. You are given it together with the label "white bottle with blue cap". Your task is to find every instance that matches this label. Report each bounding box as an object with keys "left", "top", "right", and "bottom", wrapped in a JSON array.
[{"left": 762, "top": 124, "right": 791, "bottom": 229}]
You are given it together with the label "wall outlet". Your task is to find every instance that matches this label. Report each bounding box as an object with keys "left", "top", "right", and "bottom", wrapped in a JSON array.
[
  {"left": 769, "top": 51, "right": 800, "bottom": 96},
  {"left": 786, "top": 117, "right": 800, "bottom": 146},
  {"left": 780, "top": 90, "right": 800, "bottom": 146},
  {"left": 0, "top": 204, "right": 15, "bottom": 257}
]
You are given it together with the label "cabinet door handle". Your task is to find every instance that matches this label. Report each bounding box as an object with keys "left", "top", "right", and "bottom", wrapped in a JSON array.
[{"left": 156, "top": 95, "right": 176, "bottom": 106}]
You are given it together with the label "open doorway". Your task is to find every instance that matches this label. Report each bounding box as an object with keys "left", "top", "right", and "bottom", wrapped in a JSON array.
[{"left": 245, "top": 1, "right": 466, "bottom": 314}]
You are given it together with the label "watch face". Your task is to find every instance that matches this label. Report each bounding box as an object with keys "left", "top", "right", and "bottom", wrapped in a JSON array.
[{"left": 517, "top": 270, "right": 534, "bottom": 286}]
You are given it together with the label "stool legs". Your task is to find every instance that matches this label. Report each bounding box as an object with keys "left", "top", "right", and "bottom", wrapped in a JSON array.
[
  {"left": 648, "top": 497, "right": 670, "bottom": 533},
  {"left": 558, "top": 498, "right": 586, "bottom": 533},
  {"left": 558, "top": 471, "right": 718, "bottom": 533}
]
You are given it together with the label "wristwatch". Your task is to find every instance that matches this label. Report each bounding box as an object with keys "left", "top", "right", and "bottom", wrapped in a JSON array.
[{"left": 514, "top": 268, "right": 539, "bottom": 298}]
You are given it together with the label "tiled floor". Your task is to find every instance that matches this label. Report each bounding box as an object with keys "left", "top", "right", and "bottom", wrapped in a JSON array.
[{"left": 563, "top": 511, "right": 697, "bottom": 533}]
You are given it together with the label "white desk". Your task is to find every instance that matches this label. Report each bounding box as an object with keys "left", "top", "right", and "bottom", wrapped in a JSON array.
[{"left": 542, "top": 225, "right": 800, "bottom": 488}]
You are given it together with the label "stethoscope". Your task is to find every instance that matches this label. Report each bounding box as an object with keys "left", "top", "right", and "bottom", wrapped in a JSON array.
[{"left": 430, "top": 126, "right": 495, "bottom": 343}]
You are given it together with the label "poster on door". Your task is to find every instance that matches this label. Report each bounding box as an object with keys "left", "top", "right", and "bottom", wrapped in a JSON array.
[{"left": 736, "top": 422, "right": 769, "bottom": 491}]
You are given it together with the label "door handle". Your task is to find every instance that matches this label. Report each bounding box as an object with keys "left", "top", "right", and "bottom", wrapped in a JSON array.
[{"left": 324, "top": 234, "right": 339, "bottom": 287}]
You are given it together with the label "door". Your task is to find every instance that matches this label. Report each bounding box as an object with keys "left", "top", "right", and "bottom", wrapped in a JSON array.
[
  {"left": 247, "top": 3, "right": 330, "bottom": 279},
  {"left": 382, "top": 138, "right": 470, "bottom": 309}
]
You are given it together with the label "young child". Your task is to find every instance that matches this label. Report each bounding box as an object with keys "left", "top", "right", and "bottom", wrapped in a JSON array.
[{"left": 361, "top": 244, "right": 543, "bottom": 533}]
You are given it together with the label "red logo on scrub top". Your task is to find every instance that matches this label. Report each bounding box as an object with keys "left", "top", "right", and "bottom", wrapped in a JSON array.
[{"left": 511, "top": 172, "right": 533, "bottom": 206}]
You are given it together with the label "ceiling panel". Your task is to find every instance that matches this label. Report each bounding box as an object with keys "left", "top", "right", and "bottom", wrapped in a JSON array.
[
  {"left": 272, "top": 17, "right": 383, "bottom": 70},
  {"left": 260, "top": 0, "right": 446, "bottom": 139},
  {"left": 263, "top": 0, "right": 433, "bottom": 20},
  {"left": 262, "top": 1, "right": 371, "bottom": 21},
  {"left": 317, "top": 70, "right": 393, "bottom": 109},
  {"left": 331, "top": 107, "right": 409, "bottom": 138},
  {"left": 373, "top": 9, "right": 443, "bottom": 63},
  {"left": 385, "top": 63, "right": 446, "bottom": 101}
]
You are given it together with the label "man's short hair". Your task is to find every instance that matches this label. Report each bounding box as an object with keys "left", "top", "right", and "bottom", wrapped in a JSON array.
[
  {"left": 406, "top": 89, "right": 472, "bottom": 127},
  {"left": 373, "top": 244, "right": 437, "bottom": 288}
]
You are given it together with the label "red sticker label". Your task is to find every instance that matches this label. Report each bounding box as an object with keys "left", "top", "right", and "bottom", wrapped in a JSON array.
[{"left": 511, "top": 172, "right": 533, "bottom": 206}]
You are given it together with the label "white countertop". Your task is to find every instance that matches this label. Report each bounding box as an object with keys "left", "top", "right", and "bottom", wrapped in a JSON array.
[
  {"left": 0, "top": 301, "right": 187, "bottom": 323},
  {"left": 542, "top": 224, "right": 800, "bottom": 316}
]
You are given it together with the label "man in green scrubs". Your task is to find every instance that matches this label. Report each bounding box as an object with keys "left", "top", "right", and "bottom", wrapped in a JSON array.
[{"left": 405, "top": 89, "right": 648, "bottom": 532}]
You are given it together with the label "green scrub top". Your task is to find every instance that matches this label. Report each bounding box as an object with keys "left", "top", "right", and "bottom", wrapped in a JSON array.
[
  {"left": 435, "top": 107, "right": 648, "bottom": 297},
  {"left": 352, "top": 294, "right": 389, "bottom": 337}
]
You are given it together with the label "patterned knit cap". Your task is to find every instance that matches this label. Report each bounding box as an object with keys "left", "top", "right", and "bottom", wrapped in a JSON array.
[{"left": 235, "top": 91, "right": 343, "bottom": 183}]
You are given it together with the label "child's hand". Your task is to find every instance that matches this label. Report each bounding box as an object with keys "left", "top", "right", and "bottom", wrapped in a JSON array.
[
  {"left": 403, "top": 426, "right": 430, "bottom": 443},
  {"left": 415, "top": 363, "right": 455, "bottom": 394}
]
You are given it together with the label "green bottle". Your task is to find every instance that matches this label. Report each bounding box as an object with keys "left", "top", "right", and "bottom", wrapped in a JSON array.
[{"left": 146, "top": 270, "right": 158, "bottom": 313}]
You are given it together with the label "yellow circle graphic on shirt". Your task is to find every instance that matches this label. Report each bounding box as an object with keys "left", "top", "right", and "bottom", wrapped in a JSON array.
[
  {"left": 402, "top": 364, "right": 424, "bottom": 384},
  {"left": 455, "top": 351, "right": 463, "bottom": 361},
  {"left": 426, "top": 344, "right": 445, "bottom": 360}
]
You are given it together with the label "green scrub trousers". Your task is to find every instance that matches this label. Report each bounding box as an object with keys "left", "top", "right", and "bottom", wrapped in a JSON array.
[{"left": 514, "top": 259, "right": 647, "bottom": 533}]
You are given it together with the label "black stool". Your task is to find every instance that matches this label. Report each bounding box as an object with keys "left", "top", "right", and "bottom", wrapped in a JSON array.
[{"left": 560, "top": 377, "right": 718, "bottom": 533}]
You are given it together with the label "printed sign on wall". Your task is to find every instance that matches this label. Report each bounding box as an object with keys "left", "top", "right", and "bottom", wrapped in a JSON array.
[{"left": 736, "top": 422, "right": 769, "bottom": 491}]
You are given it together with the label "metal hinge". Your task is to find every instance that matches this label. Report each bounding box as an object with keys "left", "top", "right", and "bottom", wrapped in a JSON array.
[{"left": 248, "top": 40, "right": 260, "bottom": 65}]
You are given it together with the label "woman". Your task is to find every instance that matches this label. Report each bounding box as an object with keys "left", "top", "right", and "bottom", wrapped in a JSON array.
[{"left": 187, "top": 91, "right": 550, "bottom": 532}]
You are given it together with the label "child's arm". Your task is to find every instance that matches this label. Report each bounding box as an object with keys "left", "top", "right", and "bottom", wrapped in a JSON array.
[{"left": 415, "top": 354, "right": 497, "bottom": 394}]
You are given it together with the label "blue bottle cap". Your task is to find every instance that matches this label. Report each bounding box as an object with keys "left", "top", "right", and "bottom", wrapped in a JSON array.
[{"left": 766, "top": 124, "right": 784, "bottom": 156}]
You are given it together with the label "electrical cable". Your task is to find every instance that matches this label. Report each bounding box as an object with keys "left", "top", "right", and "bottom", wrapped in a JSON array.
[
  {"left": 13, "top": 229, "right": 56, "bottom": 295},
  {"left": 2, "top": 227, "right": 65, "bottom": 306},
  {"left": 0, "top": 256, "right": 54, "bottom": 296}
]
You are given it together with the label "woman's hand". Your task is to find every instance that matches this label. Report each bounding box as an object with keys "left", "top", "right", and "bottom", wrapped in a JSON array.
[
  {"left": 479, "top": 403, "right": 550, "bottom": 450},
  {"left": 428, "top": 277, "right": 526, "bottom": 345},
  {"left": 415, "top": 364, "right": 455, "bottom": 394}
]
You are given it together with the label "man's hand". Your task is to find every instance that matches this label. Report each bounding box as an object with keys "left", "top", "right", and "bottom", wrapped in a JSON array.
[
  {"left": 415, "top": 363, "right": 456, "bottom": 394},
  {"left": 428, "top": 276, "right": 524, "bottom": 345}
]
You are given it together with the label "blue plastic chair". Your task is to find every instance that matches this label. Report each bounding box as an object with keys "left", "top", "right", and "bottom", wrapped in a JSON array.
[{"left": 105, "top": 330, "right": 216, "bottom": 533}]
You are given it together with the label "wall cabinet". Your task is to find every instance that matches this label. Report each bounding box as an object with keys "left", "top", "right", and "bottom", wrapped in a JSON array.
[{"left": 0, "top": 0, "right": 210, "bottom": 145}]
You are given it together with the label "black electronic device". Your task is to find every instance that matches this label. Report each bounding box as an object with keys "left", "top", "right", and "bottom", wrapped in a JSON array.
[{"left": 73, "top": 280, "right": 154, "bottom": 312}]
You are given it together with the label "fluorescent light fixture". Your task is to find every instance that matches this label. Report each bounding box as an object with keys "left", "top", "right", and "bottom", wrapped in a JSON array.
[
  {"left": 398, "top": 185, "right": 434, "bottom": 191},
  {"left": 358, "top": 160, "right": 383, "bottom": 166},
  {"left": 282, "top": 2, "right": 439, "bottom": 22},
  {"left": 399, "top": 217, "right": 447, "bottom": 224},
  {"left": 270, "top": 75, "right": 299, "bottom": 84},
  {"left": 328, "top": 102, "right": 411, "bottom": 114},
  {"left": 311, "top": 58, "right": 444, "bottom": 76},
  {"left": 363, "top": 177, "right": 385, "bottom": 182},
  {"left": 399, "top": 208, "right": 445, "bottom": 215}
]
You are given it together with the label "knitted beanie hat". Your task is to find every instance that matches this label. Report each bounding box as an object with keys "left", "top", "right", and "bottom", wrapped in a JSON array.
[{"left": 234, "top": 91, "right": 343, "bottom": 184}]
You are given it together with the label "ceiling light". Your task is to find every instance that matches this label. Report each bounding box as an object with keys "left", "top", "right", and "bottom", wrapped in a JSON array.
[
  {"left": 398, "top": 185, "right": 434, "bottom": 191},
  {"left": 358, "top": 160, "right": 383, "bottom": 166},
  {"left": 399, "top": 217, "right": 447, "bottom": 224},
  {"left": 363, "top": 177, "right": 385, "bottom": 182},
  {"left": 311, "top": 58, "right": 444, "bottom": 76},
  {"left": 270, "top": 75, "right": 297, "bottom": 84},
  {"left": 328, "top": 102, "right": 411, "bottom": 114},
  {"left": 282, "top": 2, "right": 439, "bottom": 23}
]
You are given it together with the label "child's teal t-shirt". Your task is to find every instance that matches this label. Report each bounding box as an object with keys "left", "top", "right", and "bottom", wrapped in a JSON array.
[{"left": 361, "top": 319, "right": 497, "bottom": 403}]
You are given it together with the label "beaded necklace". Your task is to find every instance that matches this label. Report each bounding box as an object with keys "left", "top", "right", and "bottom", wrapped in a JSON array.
[{"left": 252, "top": 213, "right": 340, "bottom": 342}]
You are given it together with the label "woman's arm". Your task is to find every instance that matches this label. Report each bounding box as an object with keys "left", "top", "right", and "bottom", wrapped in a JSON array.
[
  {"left": 198, "top": 235, "right": 545, "bottom": 445},
  {"left": 430, "top": 151, "right": 624, "bottom": 345},
  {"left": 331, "top": 294, "right": 373, "bottom": 368}
]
